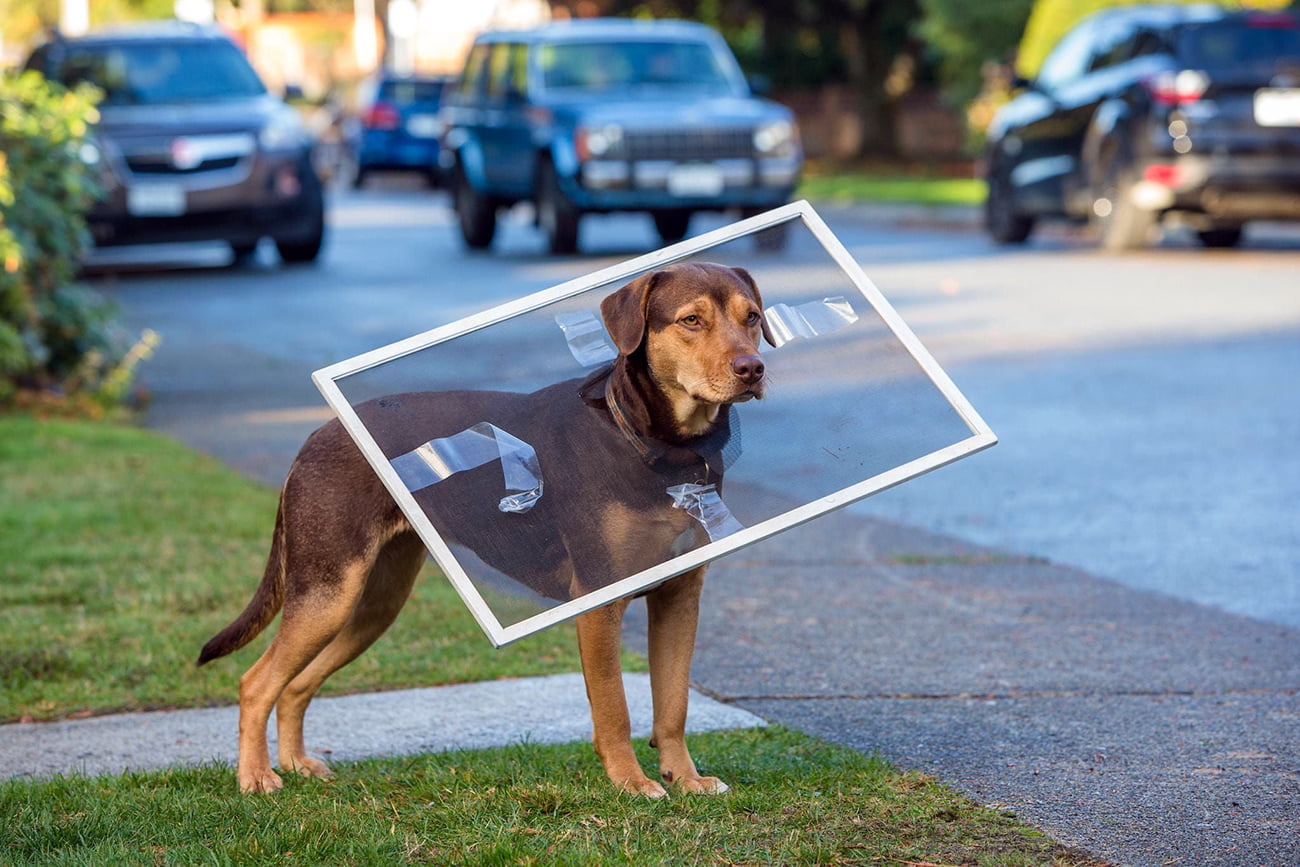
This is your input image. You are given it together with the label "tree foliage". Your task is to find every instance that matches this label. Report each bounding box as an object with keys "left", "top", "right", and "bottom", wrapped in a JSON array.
[
  {"left": 0, "top": 71, "right": 154, "bottom": 413},
  {"left": 919, "top": 0, "right": 1035, "bottom": 106}
]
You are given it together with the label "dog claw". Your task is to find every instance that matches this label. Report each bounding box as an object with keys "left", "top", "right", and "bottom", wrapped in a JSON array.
[
  {"left": 619, "top": 778, "right": 668, "bottom": 799},
  {"left": 289, "top": 756, "right": 333, "bottom": 779},
  {"left": 239, "top": 768, "right": 284, "bottom": 794}
]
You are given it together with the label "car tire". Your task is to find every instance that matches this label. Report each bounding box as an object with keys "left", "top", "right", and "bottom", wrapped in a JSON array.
[
  {"left": 1197, "top": 226, "right": 1243, "bottom": 248},
  {"left": 985, "top": 160, "right": 1034, "bottom": 244},
  {"left": 652, "top": 210, "right": 692, "bottom": 244},
  {"left": 454, "top": 164, "right": 496, "bottom": 250},
  {"left": 276, "top": 172, "right": 326, "bottom": 265},
  {"left": 537, "top": 159, "right": 580, "bottom": 255},
  {"left": 352, "top": 167, "right": 369, "bottom": 189}
]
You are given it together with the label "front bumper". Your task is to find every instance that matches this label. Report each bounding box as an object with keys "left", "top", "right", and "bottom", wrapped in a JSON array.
[
  {"left": 568, "top": 156, "right": 800, "bottom": 212},
  {"left": 88, "top": 149, "right": 319, "bottom": 246}
]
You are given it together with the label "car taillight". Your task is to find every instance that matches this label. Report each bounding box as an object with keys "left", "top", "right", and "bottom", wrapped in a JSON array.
[
  {"left": 1245, "top": 12, "right": 1297, "bottom": 29},
  {"left": 363, "top": 102, "right": 400, "bottom": 130},
  {"left": 1144, "top": 70, "right": 1210, "bottom": 106},
  {"left": 1143, "top": 164, "right": 1182, "bottom": 187}
]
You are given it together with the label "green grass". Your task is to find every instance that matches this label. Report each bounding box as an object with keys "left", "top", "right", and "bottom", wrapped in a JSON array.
[
  {"left": 0, "top": 728, "right": 1099, "bottom": 865},
  {"left": 0, "top": 415, "right": 608, "bottom": 723},
  {"left": 0, "top": 416, "right": 1102, "bottom": 864},
  {"left": 800, "top": 172, "right": 987, "bottom": 207}
]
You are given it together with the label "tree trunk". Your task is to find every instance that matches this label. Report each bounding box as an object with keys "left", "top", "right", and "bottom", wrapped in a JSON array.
[{"left": 838, "top": 1, "right": 899, "bottom": 158}]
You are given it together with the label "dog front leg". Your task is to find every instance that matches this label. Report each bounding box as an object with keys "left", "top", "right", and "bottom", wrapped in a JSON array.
[
  {"left": 575, "top": 600, "right": 665, "bottom": 798},
  {"left": 646, "top": 567, "right": 728, "bottom": 794}
]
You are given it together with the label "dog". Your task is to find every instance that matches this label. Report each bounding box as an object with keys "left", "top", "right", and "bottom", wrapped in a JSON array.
[{"left": 198, "top": 262, "right": 771, "bottom": 797}]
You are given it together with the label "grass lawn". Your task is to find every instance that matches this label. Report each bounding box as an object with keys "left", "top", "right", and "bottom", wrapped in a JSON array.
[
  {"left": 0, "top": 728, "right": 1098, "bottom": 865},
  {"left": 800, "top": 170, "right": 987, "bottom": 207},
  {"left": 0, "top": 415, "right": 1099, "bottom": 864},
  {"left": 0, "top": 415, "right": 604, "bottom": 724}
]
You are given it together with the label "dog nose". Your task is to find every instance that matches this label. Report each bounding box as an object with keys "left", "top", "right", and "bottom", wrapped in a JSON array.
[{"left": 732, "top": 354, "right": 765, "bottom": 384}]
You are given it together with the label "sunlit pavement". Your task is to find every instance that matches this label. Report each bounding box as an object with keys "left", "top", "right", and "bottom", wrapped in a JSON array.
[{"left": 85, "top": 185, "right": 1300, "bottom": 864}]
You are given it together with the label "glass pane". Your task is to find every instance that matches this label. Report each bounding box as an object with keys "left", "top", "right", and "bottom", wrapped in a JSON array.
[{"left": 323, "top": 205, "right": 992, "bottom": 644}]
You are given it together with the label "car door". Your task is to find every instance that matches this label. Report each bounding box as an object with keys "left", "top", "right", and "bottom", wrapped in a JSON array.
[
  {"left": 480, "top": 41, "right": 533, "bottom": 197},
  {"left": 1003, "top": 17, "right": 1102, "bottom": 214}
]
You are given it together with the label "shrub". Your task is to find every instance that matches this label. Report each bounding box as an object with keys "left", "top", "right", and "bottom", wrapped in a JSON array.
[{"left": 0, "top": 69, "right": 154, "bottom": 414}]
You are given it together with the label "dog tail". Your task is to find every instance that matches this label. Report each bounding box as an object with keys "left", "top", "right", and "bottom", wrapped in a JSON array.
[{"left": 196, "top": 494, "right": 288, "bottom": 666}]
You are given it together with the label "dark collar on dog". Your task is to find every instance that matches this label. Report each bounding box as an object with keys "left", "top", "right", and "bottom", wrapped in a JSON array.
[{"left": 579, "top": 365, "right": 741, "bottom": 478}]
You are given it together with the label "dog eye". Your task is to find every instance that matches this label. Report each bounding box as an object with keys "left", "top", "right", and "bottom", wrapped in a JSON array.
[
  {"left": 745, "top": 311, "right": 761, "bottom": 326},
  {"left": 680, "top": 314, "right": 701, "bottom": 327}
]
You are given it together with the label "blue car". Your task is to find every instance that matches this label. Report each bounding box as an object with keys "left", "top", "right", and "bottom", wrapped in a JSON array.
[
  {"left": 355, "top": 73, "right": 452, "bottom": 188},
  {"left": 439, "top": 19, "right": 802, "bottom": 253}
]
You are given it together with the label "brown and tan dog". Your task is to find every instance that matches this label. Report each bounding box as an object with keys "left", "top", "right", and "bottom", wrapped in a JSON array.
[{"left": 198, "top": 262, "right": 770, "bottom": 797}]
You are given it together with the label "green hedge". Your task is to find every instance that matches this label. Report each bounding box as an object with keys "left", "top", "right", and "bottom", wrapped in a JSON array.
[{"left": 0, "top": 70, "right": 153, "bottom": 413}]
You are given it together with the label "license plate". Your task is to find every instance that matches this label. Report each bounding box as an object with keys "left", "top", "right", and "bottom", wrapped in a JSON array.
[
  {"left": 667, "top": 164, "right": 725, "bottom": 198},
  {"left": 127, "top": 184, "right": 186, "bottom": 217},
  {"left": 406, "top": 114, "right": 440, "bottom": 138},
  {"left": 1254, "top": 88, "right": 1300, "bottom": 127}
]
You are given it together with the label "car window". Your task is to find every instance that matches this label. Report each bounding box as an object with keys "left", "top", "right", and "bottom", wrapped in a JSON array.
[
  {"left": 378, "top": 79, "right": 445, "bottom": 105},
  {"left": 537, "top": 39, "right": 736, "bottom": 94},
  {"left": 1036, "top": 19, "right": 1098, "bottom": 89},
  {"left": 486, "top": 42, "right": 513, "bottom": 100},
  {"left": 1178, "top": 21, "right": 1300, "bottom": 73},
  {"left": 1088, "top": 19, "right": 1138, "bottom": 71},
  {"left": 48, "top": 40, "right": 265, "bottom": 105},
  {"left": 456, "top": 44, "right": 490, "bottom": 102}
]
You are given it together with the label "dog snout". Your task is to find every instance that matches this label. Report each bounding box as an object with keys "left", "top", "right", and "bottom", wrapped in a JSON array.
[{"left": 731, "top": 354, "right": 765, "bottom": 385}]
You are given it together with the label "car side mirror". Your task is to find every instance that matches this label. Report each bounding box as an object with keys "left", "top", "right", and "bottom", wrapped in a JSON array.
[
  {"left": 283, "top": 84, "right": 305, "bottom": 103},
  {"left": 747, "top": 74, "right": 772, "bottom": 96}
]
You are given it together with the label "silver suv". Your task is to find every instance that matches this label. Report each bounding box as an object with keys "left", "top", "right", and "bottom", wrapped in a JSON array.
[{"left": 26, "top": 22, "right": 326, "bottom": 264}]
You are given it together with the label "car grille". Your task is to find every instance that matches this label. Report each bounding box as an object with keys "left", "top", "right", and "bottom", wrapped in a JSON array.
[
  {"left": 624, "top": 127, "right": 754, "bottom": 161},
  {"left": 125, "top": 155, "right": 244, "bottom": 176}
]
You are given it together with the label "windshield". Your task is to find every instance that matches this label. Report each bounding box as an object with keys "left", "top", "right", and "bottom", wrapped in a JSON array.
[
  {"left": 50, "top": 40, "right": 266, "bottom": 105},
  {"left": 378, "top": 79, "right": 446, "bottom": 105},
  {"left": 538, "top": 39, "right": 737, "bottom": 94},
  {"left": 1179, "top": 21, "right": 1300, "bottom": 73}
]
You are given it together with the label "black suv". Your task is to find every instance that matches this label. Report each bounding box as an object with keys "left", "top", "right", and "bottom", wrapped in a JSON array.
[
  {"left": 985, "top": 6, "right": 1300, "bottom": 250},
  {"left": 440, "top": 19, "right": 802, "bottom": 254},
  {"left": 26, "top": 22, "right": 326, "bottom": 264}
]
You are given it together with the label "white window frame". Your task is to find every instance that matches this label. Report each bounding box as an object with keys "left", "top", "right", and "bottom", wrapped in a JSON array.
[{"left": 313, "top": 200, "right": 997, "bottom": 646}]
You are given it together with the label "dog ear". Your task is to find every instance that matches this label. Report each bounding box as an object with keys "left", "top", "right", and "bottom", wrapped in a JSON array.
[
  {"left": 601, "top": 270, "right": 663, "bottom": 355},
  {"left": 730, "top": 266, "right": 775, "bottom": 347}
]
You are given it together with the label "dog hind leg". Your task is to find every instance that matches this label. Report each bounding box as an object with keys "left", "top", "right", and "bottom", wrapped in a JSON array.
[
  {"left": 274, "top": 532, "right": 426, "bottom": 779},
  {"left": 235, "top": 556, "right": 375, "bottom": 794},
  {"left": 646, "top": 567, "right": 727, "bottom": 794}
]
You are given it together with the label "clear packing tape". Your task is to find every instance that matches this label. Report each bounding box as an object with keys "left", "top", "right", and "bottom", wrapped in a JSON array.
[
  {"left": 555, "top": 296, "right": 858, "bottom": 366},
  {"left": 391, "top": 423, "right": 544, "bottom": 514},
  {"left": 667, "top": 482, "right": 745, "bottom": 542}
]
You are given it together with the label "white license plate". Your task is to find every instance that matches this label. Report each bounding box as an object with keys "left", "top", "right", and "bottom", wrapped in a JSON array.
[
  {"left": 1254, "top": 88, "right": 1300, "bottom": 127},
  {"left": 667, "top": 164, "right": 725, "bottom": 198},
  {"left": 406, "top": 114, "right": 440, "bottom": 138},
  {"left": 127, "top": 184, "right": 186, "bottom": 217}
]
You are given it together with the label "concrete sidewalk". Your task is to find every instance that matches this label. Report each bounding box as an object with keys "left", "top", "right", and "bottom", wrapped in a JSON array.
[{"left": 0, "top": 673, "right": 763, "bottom": 781}]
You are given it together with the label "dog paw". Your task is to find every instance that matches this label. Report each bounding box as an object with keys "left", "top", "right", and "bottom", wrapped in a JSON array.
[
  {"left": 239, "top": 768, "right": 284, "bottom": 794},
  {"left": 618, "top": 777, "right": 668, "bottom": 799},
  {"left": 288, "top": 756, "right": 333, "bottom": 779},
  {"left": 673, "top": 776, "right": 730, "bottom": 795}
]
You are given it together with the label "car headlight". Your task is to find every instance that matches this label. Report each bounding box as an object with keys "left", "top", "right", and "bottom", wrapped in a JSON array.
[
  {"left": 260, "top": 111, "right": 307, "bottom": 151},
  {"left": 577, "top": 124, "right": 623, "bottom": 160},
  {"left": 754, "top": 120, "right": 798, "bottom": 158}
]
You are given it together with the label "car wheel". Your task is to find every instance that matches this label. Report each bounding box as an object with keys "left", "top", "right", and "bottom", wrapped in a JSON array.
[
  {"left": 537, "top": 160, "right": 580, "bottom": 255},
  {"left": 985, "top": 160, "right": 1034, "bottom": 244},
  {"left": 352, "top": 167, "right": 369, "bottom": 189},
  {"left": 1092, "top": 155, "right": 1156, "bottom": 253},
  {"left": 454, "top": 164, "right": 496, "bottom": 250},
  {"left": 276, "top": 173, "right": 326, "bottom": 265},
  {"left": 1197, "top": 226, "right": 1243, "bottom": 248},
  {"left": 652, "top": 210, "right": 692, "bottom": 244}
]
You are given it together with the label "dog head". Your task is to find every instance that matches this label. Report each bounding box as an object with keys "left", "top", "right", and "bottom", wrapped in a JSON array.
[{"left": 601, "top": 262, "right": 772, "bottom": 438}]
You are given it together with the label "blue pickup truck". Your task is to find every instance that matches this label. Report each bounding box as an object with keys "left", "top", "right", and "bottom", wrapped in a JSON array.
[{"left": 439, "top": 19, "right": 802, "bottom": 253}]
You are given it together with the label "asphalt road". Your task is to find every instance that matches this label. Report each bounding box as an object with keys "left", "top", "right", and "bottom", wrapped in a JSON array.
[{"left": 82, "top": 186, "right": 1300, "bottom": 865}]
